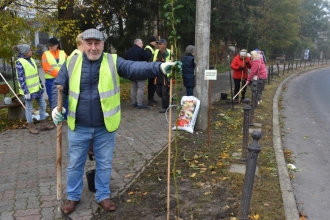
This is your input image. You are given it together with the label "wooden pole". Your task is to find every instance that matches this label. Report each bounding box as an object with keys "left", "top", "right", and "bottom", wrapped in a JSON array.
[
  {"left": 0, "top": 72, "right": 26, "bottom": 109},
  {"left": 166, "top": 46, "right": 174, "bottom": 220},
  {"left": 56, "top": 85, "right": 63, "bottom": 211},
  {"left": 208, "top": 80, "right": 212, "bottom": 146}
]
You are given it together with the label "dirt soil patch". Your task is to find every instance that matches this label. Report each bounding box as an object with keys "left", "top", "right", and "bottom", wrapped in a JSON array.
[{"left": 91, "top": 71, "right": 306, "bottom": 219}]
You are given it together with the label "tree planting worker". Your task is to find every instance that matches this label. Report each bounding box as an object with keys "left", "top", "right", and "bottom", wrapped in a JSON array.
[
  {"left": 153, "top": 39, "right": 172, "bottom": 113},
  {"left": 246, "top": 50, "right": 268, "bottom": 104},
  {"left": 13, "top": 44, "right": 55, "bottom": 134},
  {"left": 125, "top": 38, "right": 152, "bottom": 109},
  {"left": 230, "top": 49, "right": 251, "bottom": 103},
  {"left": 51, "top": 28, "right": 182, "bottom": 216},
  {"left": 145, "top": 36, "right": 159, "bottom": 106},
  {"left": 68, "top": 33, "right": 83, "bottom": 58},
  {"left": 182, "top": 45, "right": 195, "bottom": 96},
  {"left": 42, "top": 37, "right": 68, "bottom": 117}
]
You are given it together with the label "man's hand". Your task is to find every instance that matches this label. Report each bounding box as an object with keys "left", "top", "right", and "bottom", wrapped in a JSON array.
[
  {"left": 160, "top": 61, "right": 182, "bottom": 75},
  {"left": 245, "top": 80, "right": 250, "bottom": 85},
  {"left": 52, "top": 107, "right": 66, "bottom": 126},
  {"left": 24, "top": 94, "right": 31, "bottom": 100},
  {"left": 238, "top": 66, "right": 244, "bottom": 71}
]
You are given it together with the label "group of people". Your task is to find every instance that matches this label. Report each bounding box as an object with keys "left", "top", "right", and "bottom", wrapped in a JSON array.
[
  {"left": 125, "top": 36, "right": 196, "bottom": 113},
  {"left": 12, "top": 28, "right": 182, "bottom": 216},
  {"left": 12, "top": 36, "right": 69, "bottom": 134},
  {"left": 230, "top": 48, "right": 268, "bottom": 103}
]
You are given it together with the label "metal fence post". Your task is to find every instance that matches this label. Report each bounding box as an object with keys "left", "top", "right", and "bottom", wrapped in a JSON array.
[
  {"left": 295, "top": 61, "right": 298, "bottom": 70},
  {"left": 271, "top": 65, "right": 274, "bottom": 81},
  {"left": 283, "top": 62, "right": 286, "bottom": 75},
  {"left": 267, "top": 66, "right": 270, "bottom": 84},
  {"left": 238, "top": 130, "right": 262, "bottom": 220},
  {"left": 276, "top": 62, "right": 280, "bottom": 77},
  {"left": 249, "top": 81, "right": 258, "bottom": 126},
  {"left": 287, "top": 61, "right": 290, "bottom": 73},
  {"left": 241, "top": 98, "right": 251, "bottom": 161}
]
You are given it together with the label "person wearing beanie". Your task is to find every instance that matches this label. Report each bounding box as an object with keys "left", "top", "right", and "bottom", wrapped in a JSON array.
[
  {"left": 144, "top": 36, "right": 159, "bottom": 106},
  {"left": 13, "top": 44, "right": 55, "bottom": 134},
  {"left": 230, "top": 49, "right": 251, "bottom": 103},
  {"left": 50, "top": 28, "right": 181, "bottom": 215},
  {"left": 41, "top": 37, "right": 68, "bottom": 118},
  {"left": 181, "top": 45, "right": 195, "bottom": 96}
]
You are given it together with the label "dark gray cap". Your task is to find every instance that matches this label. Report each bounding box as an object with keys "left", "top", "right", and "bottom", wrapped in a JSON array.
[{"left": 82, "top": 28, "right": 104, "bottom": 41}]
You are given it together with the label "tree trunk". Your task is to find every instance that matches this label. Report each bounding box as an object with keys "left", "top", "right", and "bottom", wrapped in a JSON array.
[
  {"left": 58, "top": 0, "right": 74, "bottom": 54},
  {"left": 195, "top": 0, "right": 211, "bottom": 130}
]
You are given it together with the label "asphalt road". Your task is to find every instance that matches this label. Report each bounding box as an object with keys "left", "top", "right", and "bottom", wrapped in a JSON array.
[{"left": 281, "top": 67, "right": 330, "bottom": 219}]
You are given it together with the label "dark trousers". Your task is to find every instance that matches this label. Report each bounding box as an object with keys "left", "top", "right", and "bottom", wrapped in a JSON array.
[
  {"left": 148, "top": 78, "right": 156, "bottom": 101},
  {"left": 46, "top": 78, "right": 68, "bottom": 119},
  {"left": 186, "top": 87, "right": 194, "bottom": 96},
  {"left": 233, "top": 78, "right": 246, "bottom": 100},
  {"left": 155, "top": 83, "right": 169, "bottom": 109}
]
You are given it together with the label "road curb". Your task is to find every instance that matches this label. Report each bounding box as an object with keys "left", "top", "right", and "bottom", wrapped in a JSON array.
[{"left": 272, "top": 66, "right": 327, "bottom": 220}]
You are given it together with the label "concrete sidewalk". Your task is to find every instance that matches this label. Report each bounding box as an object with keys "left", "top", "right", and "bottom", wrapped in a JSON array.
[{"left": 0, "top": 67, "right": 297, "bottom": 220}]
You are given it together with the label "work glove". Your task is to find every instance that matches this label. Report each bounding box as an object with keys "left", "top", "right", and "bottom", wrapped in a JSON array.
[
  {"left": 24, "top": 94, "right": 31, "bottom": 100},
  {"left": 52, "top": 106, "right": 66, "bottom": 126},
  {"left": 238, "top": 66, "right": 244, "bottom": 71},
  {"left": 160, "top": 61, "right": 182, "bottom": 75},
  {"left": 245, "top": 61, "right": 250, "bottom": 65}
]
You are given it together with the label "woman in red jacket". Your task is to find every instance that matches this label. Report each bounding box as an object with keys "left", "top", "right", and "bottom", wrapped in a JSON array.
[{"left": 230, "top": 49, "right": 251, "bottom": 103}]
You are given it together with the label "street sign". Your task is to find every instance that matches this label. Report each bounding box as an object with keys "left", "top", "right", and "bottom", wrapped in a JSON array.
[{"left": 204, "top": 70, "right": 217, "bottom": 80}]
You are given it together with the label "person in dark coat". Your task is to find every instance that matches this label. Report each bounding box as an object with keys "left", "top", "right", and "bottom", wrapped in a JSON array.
[
  {"left": 144, "top": 36, "right": 159, "bottom": 106},
  {"left": 125, "top": 38, "right": 152, "bottom": 109},
  {"left": 182, "top": 45, "right": 195, "bottom": 96}
]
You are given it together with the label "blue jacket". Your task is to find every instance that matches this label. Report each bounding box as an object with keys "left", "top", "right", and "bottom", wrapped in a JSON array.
[
  {"left": 182, "top": 54, "right": 195, "bottom": 87},
  {"left": 52, "top": 52, "right": 162, "bottom": 128}
]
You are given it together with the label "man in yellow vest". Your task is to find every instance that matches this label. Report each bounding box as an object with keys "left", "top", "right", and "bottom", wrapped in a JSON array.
[
  {"left": 13, "top": 44, "right": 55, "bottom": 134},
  {"left": 145, "top": 36, "right": 158, "bottom": 106},
  {"left": 51, "top": 28, "right": 182, "bottom": 216},
  {"left": 153, "top": 39, "right": 172, "bottom": 113}
]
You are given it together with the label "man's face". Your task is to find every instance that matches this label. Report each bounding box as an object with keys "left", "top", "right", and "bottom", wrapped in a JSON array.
[
  {"left": 158, "top": 43, "right": 166, "bottom": 52},
  {"left": 48, "top": 44, "right": 58, "bottom": 52},
  {"left": 83, "top": 39, "right": 104, "bottom": 61}
]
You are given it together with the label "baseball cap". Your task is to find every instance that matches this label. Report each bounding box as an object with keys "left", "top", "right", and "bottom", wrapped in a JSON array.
[
  {"left": 158, "top": 39, "right": 167, "bottom": 44},
  {"left": 82, "top": 28, "right": 104, "bottom": 41}
]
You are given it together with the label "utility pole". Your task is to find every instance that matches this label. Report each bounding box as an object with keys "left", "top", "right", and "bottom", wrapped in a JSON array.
[{"left": 195, "top": 0, "right": 211, "bottom": 130}]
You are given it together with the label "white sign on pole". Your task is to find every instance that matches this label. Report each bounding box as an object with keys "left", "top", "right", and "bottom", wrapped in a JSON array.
[{"left": 204, "top": 70, "right": 217, "bottom": 80}]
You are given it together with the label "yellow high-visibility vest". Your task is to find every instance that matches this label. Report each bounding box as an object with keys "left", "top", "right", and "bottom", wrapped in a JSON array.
[
  {"left": 67, "top": 53, "right": 121, "bottom": 132},
  {"left": 16, "top": 58, "right": 41, "bottom": 95},
  {"left": 153, "top": 49, "right": 171, "bottom": 62},
  {"left": 44, "top": 50, "right": 66, "bottom": 79},
  {"left": 144, "top": 45, "right": 155, "bottom": 54}
]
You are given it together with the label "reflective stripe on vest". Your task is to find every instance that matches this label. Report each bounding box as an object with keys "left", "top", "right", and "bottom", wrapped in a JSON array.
[
  {"left": 144, "top": 45, "right": 155, "bottom": 54},
  {"left": 67, "top": 53, "right": 121, "bottom": 132},
  {"left": 44, "top": 50, "right": 66, "bottom": 79},
  {"left": 16, "top": 58, "right": 41, "bottom": 95},
  {"left": 153, "top": 49, "right": 171, "bottom": 62}
]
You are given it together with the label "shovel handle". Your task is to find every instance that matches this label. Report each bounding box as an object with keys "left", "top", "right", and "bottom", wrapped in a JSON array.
[{"left": 56, "top": 85, "right": 63, "bottom": 201}]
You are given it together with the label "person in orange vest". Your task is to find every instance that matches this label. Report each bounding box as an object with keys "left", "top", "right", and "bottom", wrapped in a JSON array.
[{"left": 42, "top": 37, "right": 68, "bottom": 118}]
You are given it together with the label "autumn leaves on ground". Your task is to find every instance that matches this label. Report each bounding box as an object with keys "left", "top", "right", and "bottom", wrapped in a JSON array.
[
  {"left": 94, "top": 69, "right": 302, "bottom": 220},
  {"left": 1, "top": 69, "right": 309, "bottom": 219}
]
